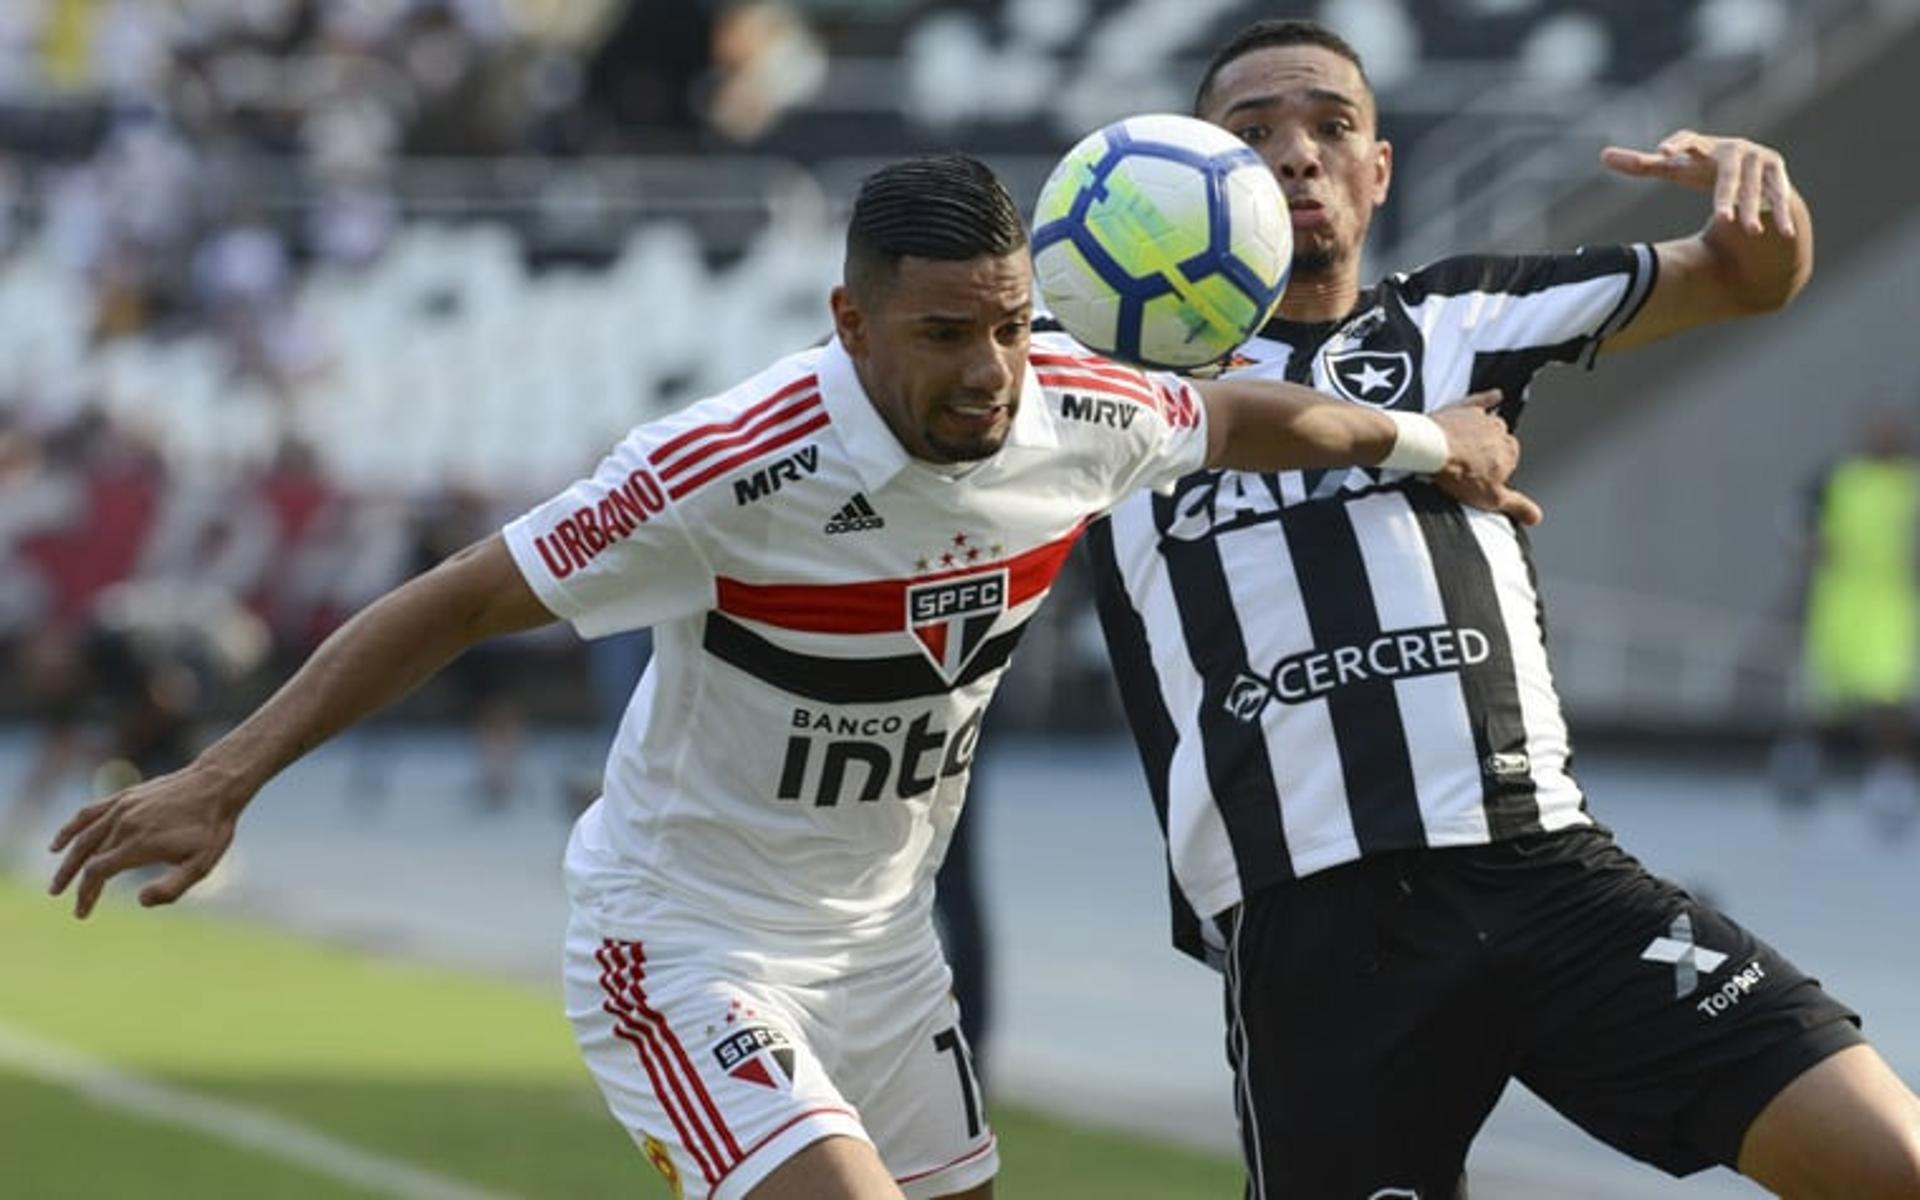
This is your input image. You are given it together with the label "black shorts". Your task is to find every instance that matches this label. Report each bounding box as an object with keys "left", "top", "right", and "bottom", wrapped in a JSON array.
[{"left": 1220, "top": 827, "right": 1863, "bottom": 1198}]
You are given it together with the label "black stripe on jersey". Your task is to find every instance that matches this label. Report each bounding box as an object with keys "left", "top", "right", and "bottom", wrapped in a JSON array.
[
  {"left": 702, "top": 614, "right": 1029, "bottom": 704},
  {"left": 1513, "top": 520, "right": 1588, "bottom": 815},
  {"left": 1085, "top": 520, "right": 1210, "bottom": 961},
  {"left": 1148, "top": 490, "right": 1297, "bottom": 895},
  {"left": 1470, "top": 334, "right": 1591, "bottom": 425},
  {"left": 1393, "top": 247, "right": 1643, "bottom": 304},
  {"left": 1405, "top": 485, "right": 1544, "bottom": 838},
  {"left": 1281, "top": 500, "right": 1427, "bottom": 851}
]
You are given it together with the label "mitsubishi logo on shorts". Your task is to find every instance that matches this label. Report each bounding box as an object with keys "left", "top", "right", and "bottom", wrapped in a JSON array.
[
  {"left": 1641, "top": 912, "right": 1730, "bottom": 998},
  {"left": 906, "top": 569, "right": 1007, "bottom": 683}
]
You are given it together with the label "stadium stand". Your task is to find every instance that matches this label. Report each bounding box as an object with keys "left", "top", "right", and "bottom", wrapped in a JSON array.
[{"left": 0, "top": 0, "right": 1912, "bottom": 735}]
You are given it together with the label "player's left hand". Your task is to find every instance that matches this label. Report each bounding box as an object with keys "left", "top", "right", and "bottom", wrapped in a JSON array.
[
  {"left": 1599, "top": 130, "right": 1797, "bottom": 238},
  {"left": 1430, "top": 395, "right": 1544, "bottom": 527}
]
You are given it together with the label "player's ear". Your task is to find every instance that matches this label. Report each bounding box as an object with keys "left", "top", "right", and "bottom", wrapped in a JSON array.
[
  {"left": 830, "top": 285, "right": 868, "bottom": 356},
  {"left": 1373, "top": 138, "right": 1393, "bottom": 206}
]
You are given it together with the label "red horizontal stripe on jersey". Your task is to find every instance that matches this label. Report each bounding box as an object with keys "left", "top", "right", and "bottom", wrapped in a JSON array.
[
  {"left": 666, "top": 411, "right": 832, "bottom": 501},
  {"left": 1030, "top": 350, "right": 1145, "bottom": 379},
  {"left": 715, "top": 519, "right": 1089, "bottom": 633},
  {"left": 1030, "top": 352, "right": 1156, "bottom": 391},
  {"left": 1034, "top": 369, "right": 1158, "bottom": 408},
  {"left": 655, "top": 391, "right": 822, "bottom": 482},
  {"left": 649, "top": 375, "right": 820, "bottom": 467}
]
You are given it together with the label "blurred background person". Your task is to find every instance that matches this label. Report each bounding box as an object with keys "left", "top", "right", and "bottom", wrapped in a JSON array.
[{"left": 1773, "top": 409, "right": 1920, "bottom": 835}]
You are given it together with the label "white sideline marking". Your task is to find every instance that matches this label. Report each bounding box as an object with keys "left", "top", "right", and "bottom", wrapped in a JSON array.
[{"left": 0, "top": 1021, "right": 517, "bottom": 1200}]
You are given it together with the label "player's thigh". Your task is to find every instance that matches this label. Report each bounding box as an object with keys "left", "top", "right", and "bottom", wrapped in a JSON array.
[
  {"left": 564, "top": 919, "right": 869, "bottom": 1200},
  {"left": 1227, "top": 856, "right": 1507, "bottom": 1199},
  {"left": 1506, "top": 839, "right": 1867, "bottom": 1179},
  {"left": 1737, "top": 1043, "right": 1920, "bottom": 1199},
  {"left": 746, "top": 1134, "right": 905, "bottom": 1200},
  {"left": 837, "top": 943, "right": 996, "bottom": 1200}
]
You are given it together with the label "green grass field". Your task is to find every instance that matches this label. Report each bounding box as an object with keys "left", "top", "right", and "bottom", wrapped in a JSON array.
[{"left": 1, "top": 877, "right": 1241, "bottom": 1198}]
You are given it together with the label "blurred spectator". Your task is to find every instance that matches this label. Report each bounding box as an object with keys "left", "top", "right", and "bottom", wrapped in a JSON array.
[
  {"left": 1773, "top": 411, "right": 1920, "bottom": 835},
  {"left": 581, "top": 0, "right": 716, "bottom": 149},
  {"left": 704, "top": 1, "right": 827, "bottom": 145},
  {"left": 410, "top": 483, "right": 527, "bottom": 809}
]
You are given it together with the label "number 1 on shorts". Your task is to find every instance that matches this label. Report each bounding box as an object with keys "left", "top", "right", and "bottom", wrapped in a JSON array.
[{"left": 932, "top": 1026, "right": 982, "bottom": 1138}]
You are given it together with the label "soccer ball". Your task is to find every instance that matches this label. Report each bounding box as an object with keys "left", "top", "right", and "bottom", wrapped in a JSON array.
[{"left": 1032, "top": 113, "right": 1291, "bottom": 370}]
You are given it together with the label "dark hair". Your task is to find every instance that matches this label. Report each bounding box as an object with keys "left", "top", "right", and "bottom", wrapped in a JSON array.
[
  {"left": 1193, "top": 18, "right": 1371, "bottom": 116},
  {"left": 845, "top": 154, "right": 1026, "bottom": 299}
]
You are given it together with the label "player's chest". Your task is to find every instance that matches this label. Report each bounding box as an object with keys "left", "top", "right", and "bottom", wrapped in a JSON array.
[
  {"left": 706, "top": 457, "right": 1094, "bottom": 588},
  {"left": 1235, "top": 301, "right": 1472, "bottom": 414}
]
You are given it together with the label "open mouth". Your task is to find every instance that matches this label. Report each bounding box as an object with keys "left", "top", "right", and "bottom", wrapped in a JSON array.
[{"left": 1287, "top": 198, "right": 1329, "bottom": 229}]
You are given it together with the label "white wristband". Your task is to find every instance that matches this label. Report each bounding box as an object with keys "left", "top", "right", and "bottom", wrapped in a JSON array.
[{"left": 1379, "top": 411, "right": 1449, "bottom": 474}]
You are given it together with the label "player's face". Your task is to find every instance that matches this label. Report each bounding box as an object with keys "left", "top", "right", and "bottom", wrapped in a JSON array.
[
  {"left": 833, "top": 252, "right": 1033, "bottom": 463},
  {"left": 1201, "top": 45, "right": 1392, "bottom": 281}
]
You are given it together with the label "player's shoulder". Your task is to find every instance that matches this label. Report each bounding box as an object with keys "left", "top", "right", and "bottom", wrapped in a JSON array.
[
  {"left": 633, "top": 345, "right": 834, "bottom": 509},
  {"left": 1027, "top": 332, "right": 1199, "bottom": 433},
  {"left": 1391, "top": 245, "right": 1641, "bottom": 306}
]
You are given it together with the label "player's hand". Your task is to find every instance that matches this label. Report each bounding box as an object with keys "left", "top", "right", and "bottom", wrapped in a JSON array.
[
  {"left": 1430, "top": 393, "right": 1543, "bottom": 527},
  {"left": 48, "top": 763, "right": 247, "bottom": 919},
  {"left": 1600, "top": 130, "right": 1797, "bottom": 238}
]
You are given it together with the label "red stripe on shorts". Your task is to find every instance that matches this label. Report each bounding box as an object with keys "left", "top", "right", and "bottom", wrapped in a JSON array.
[
  {"left": 597, "top": 942, "right": 730, "bottom": 1183},
  {"left": 614, "top": 941, "right": 745, "bottom": 1162}
]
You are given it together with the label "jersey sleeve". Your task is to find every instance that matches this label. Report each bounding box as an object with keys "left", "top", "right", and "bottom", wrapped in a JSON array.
[
  {"left": 501, "top": 425, "right": 714, "bottom": 639},
  {"left": 1120, "top": 370, "right": 1211, "bottom": 494},
  {"left": 1029, "top": 333, "right": 1210, "bottom": 502},
  {"left": 1404, "top": 245, "right": 1658, "bottom": 391}
]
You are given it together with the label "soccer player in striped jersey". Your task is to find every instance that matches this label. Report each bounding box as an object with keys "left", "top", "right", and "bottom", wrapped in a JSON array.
[
  {"left": 47, "top": 155, "right": 1527, "bottom": 1200},
  {"left": 1086, "top": 17, "right": 1920, "bottom": 1199}
]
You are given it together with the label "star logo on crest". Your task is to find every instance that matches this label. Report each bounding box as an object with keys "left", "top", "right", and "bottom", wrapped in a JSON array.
[{"left": 1323, "top": 348, "right": 1414, "bottom": 408}]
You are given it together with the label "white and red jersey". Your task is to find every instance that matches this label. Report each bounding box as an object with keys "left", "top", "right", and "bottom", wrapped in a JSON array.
[{"left": 504, "top": 332, "right": 1207, "bottom": 954}]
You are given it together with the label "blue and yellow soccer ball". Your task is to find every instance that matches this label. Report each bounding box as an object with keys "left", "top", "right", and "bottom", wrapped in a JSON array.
[{"left": 1033, "top": 113, "right": 1292, "bottom": 370}]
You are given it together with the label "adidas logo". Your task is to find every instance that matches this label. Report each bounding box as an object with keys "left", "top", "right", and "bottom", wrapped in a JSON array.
[{"left": 824, "top": 493, "right": 885, "bottom": 534}]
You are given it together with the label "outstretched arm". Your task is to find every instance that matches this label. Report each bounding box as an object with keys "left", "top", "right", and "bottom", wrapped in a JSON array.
[
  {"left": 1192, "top": 379, "right": 1543, "bottom": 525},
  {"left": 1598, "top": 129, "right": 1813, "bottom": 355},
  {"left": 49, "top": 534, "right": 555, "bottom": 918}
]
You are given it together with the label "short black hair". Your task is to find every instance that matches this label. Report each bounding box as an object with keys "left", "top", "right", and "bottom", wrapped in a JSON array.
[
  {"left": 1193, "top": 18, "right": 1371, "bottom": 116},
  {"left": 845, "top": 154, "right": 1026, "bottom": 300}
]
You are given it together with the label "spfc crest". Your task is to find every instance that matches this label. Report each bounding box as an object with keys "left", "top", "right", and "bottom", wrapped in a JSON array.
[
  {"left": 713, "top": 1025, "right": 796, "bottom": 1091},
  {"left": 1323, "top": 349, "right": 1413, "bottom": 408},
  {"left": 906, "top": 569, "right": 1007, "bottom": 683}
]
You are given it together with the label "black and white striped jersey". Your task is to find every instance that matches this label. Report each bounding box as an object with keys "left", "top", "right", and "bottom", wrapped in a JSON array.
[{"left": 1085, "top": 245, "right": 1658, "bottom": 960}]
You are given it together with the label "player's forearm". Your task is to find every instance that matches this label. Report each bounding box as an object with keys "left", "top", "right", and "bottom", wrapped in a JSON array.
[
  {"left": 1701, "top": 187, "right": 1813, "bottom": 313},
  {"left": 197, "top": 540, "right": 542, "bottom": 805},
  {"left": 1201, "top": 379, "right": 1396, "bottom": 471}
]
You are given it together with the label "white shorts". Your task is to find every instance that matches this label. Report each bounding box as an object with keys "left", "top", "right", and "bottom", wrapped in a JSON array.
[{"left": 564, "top": 910, "right": 997, "bottom": 1199}]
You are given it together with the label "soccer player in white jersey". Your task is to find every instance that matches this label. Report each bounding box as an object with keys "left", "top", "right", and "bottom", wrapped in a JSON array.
[
  {"left": 1087, "top": 18, "right": 1920, "bottom": 1200},
  {"left": 48, "top": 155, "right": 1530, "bottom": 1200}
]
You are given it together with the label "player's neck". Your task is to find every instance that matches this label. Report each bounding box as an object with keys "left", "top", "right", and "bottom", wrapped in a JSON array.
[{"left": 1273, "top": 272, "right": 1363, "bottom": 325}]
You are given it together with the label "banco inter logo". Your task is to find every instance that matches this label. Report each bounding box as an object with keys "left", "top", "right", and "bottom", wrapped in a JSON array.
[
  {"left": 824, "top": 492, "right": 885, "bottom": 534},
  {"left": 906, "top": 569, "right": 1007, "bottom": 683}
]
